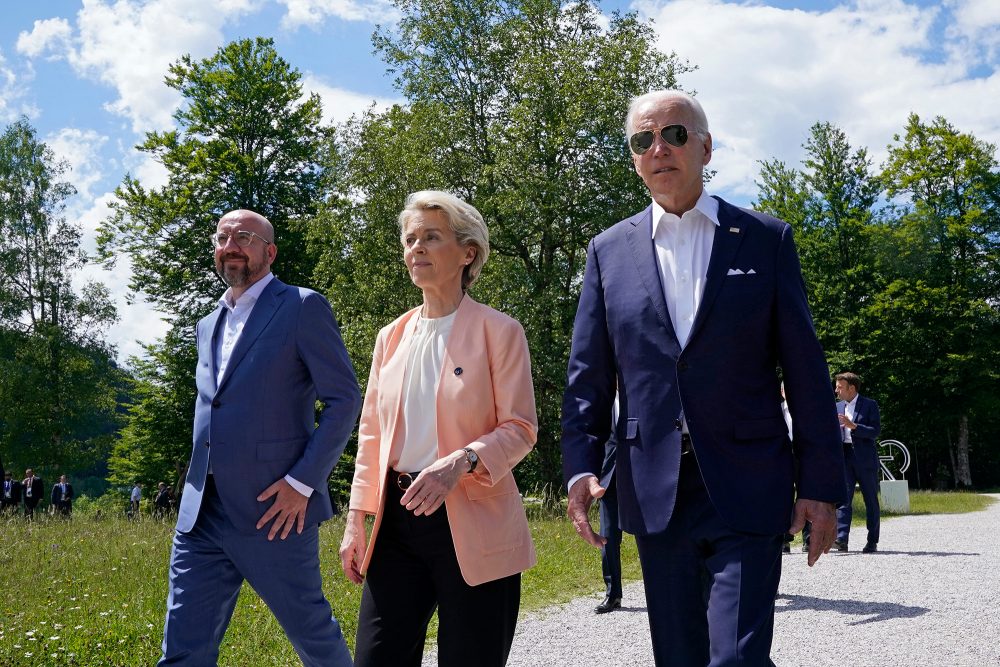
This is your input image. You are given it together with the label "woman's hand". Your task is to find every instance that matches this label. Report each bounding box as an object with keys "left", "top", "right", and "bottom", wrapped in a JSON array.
[
  {"left": 339, "top": 509, "right": 369, "bottom": 584},
  {"left": 400, "top": 450, "right": 468, "bottom": 516}
]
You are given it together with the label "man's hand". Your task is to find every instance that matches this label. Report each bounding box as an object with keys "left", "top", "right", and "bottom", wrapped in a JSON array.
[
  {"left": 837, "top": 414, "right": 856, "bottom": 430},
  {"left": 256, "top": 478, "right": 309, "bottom": 541},
  {"left": 400, "top": 450, "right": 466, "bottom": 516},
  {"left": 788, "top": 498, "right": 837, "bottom": 566},
  {"left": 339, "top": 509, "right": 368, "bottom": 585},
  {"left": 567, "top": 475, "right": 607, "bottom": 548}
]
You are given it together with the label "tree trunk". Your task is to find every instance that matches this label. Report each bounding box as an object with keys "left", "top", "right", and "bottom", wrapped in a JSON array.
[{"left": 954, "top": 414, "right": 973, "bottom": 488}]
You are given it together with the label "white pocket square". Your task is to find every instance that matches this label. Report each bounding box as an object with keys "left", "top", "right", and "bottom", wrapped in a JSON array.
[{"left": 727, "top": 268, "right": 755, "bottom": 276}]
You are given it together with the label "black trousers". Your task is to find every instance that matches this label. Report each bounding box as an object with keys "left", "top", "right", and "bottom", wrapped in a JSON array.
[{"left": 354, "top": 475, "right": 520, "bottom": 667}]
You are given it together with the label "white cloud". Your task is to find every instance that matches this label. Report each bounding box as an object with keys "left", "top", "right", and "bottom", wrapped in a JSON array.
[
  {"left": 16, "top": 0, "right": 256, "bottom": 132},
  {"left": 45, "top": 127, "right": 109, "bottom": 201},
  {"left": 946, "top": 0, "right": 1000, "bottom": 61},
  {"left": 278, "top": 0, "right": 399, "bottom": 29},
  {"left": 633, "top": 0, "right": 1000, "bottom": 201},
  {"left": 302, "top": 73, "right": 403, "bottom": 125},
  {"left": 0, "top": 49, "right": 37, "bottom": 122},
  {"left": 15, "top": 17, "right": 72, "bottom": 59}
]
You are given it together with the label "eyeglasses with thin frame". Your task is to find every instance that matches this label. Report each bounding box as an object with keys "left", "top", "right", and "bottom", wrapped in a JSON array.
[
  {"left": 211, "top": 230, "right": 272, "bottom": 249},
  {"left": 629, "top": 124, "right": 690, "bottom": 155}
]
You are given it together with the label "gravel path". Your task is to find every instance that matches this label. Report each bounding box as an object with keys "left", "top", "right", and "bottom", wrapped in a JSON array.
[{"left": 424, "top": 494, "right": 1000, "bottom": 666}]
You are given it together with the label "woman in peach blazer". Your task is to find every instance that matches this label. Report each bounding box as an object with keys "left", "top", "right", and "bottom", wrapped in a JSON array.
[{"left": 340, "top": 190, "right": 537, "bottom": 667}]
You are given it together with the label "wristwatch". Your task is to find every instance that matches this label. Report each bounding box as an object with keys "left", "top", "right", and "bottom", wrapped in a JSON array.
[{"left": 462, "top": 447, "right": 479, "bottom": 473}]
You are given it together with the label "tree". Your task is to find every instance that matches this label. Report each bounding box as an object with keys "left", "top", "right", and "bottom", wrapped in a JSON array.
[
  {"left": 0, "top": 118, "right": 122, "bottom": 475},
  {"left": 755, "top": 121, "right": 884, "bottom": 365},
  {"left": 98, "top": 38, "right": 332, "bottom": 487},
  {"left": 872, "top": 114, "right": 1000, "bottom": 488},
  {"left": 311, "top": 0, "right": 692, "bottom": 496}
]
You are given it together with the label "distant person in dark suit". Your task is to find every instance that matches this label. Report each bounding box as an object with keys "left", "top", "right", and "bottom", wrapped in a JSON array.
[
  {"left": 835, "top": 372, "right": 882, "bottom": 553},
  {"left": 2, "top": 471, "right": 22, "bottom": 514},
  {"left": 154, "top": 482, "right": 172, "bottom": 517},
  {"left": 51, "top": 475, "right": 74, "bottom": 516},
  {"left": 595, "top": 428, "right": 622, "bottom": 614},
  {"left": 22, "top": 469, "right": 44, "bottom": 519}
]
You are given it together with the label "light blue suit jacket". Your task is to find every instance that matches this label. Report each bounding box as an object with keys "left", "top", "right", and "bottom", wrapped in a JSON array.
[{"left": 176, "top": 277, "right": 361, "bottom": 534}]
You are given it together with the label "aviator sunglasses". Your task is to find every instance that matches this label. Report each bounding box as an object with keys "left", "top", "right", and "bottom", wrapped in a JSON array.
[{"left": 628, "top": 124, "right": 689, "bottom": 155}]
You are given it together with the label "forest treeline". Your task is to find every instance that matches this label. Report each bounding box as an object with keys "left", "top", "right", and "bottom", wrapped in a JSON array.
[{"left": 1, "top": 0, "right": 997, "bottom": 502}]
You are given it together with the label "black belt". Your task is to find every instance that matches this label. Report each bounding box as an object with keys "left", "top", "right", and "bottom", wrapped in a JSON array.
[
  {"left": 391, "top": 470, "right": 422, "bottom": 491},
  {"left": 681, "top": 433, "right": 694, "bottom": 455}
]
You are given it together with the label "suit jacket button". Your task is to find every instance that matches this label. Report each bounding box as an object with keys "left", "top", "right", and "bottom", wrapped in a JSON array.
[
  {"left": 454, "top": 367, "right": 463, "bottom": 376},
  {"left": 677, "top": 361, "right": 688, "bottom": 371},
  {"left": 212, "top": 400, "right": 221, "bottom": 408},
  {"left": 204, "top": 441, "right": 210, "bottom": 448}
]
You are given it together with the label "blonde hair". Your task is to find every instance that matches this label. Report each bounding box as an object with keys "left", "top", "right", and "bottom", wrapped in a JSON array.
[{"left": 398, "top": 190, "right": 491, "bottom": 290}]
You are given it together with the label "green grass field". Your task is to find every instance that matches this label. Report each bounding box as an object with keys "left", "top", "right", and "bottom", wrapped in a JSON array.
[{"left": 0, "top": 490, "right": 992, "bottom": 665}]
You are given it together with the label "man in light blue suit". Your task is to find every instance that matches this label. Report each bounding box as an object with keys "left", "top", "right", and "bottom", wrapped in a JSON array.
[
  {"left": 159, "top": 209, "right": 361, "bottom": 666},
  {"left": 562, "top": 91, "right": 846, "bottom": 665},
  {"left": 834, "top": 372, "right": 882, "bottom": 553}
]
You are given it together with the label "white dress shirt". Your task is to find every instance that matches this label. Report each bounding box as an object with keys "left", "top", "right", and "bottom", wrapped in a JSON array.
[
  {"left": 211, "top": 273, "right": 311, "bottom": 497},
  {"left": 651, "top": 190, "right": 720, "bottom": 349},
  {"left": 569, "top": 191, "right": 719, "bottom": 493},
  {"left": 214, "top": 272, "right": 275, "bottom": 385},
  {"left": 843, "top": 395, "right": 858, "bottom": 444},
  {"left": 396, "top": 311, "right": 457, "bottom": 472}
]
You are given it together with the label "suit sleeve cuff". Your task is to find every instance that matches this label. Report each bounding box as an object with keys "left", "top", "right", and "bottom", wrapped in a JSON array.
[
  {"left": 284, "top": 474, "right": 313, "bottom": 498},
  {"left": 568, "top": 472, "right": 597, "bottom": 494}
]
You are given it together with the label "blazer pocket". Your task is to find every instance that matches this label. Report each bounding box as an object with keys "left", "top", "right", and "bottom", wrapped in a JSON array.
[
  {"left": 257, "top": 436, "right": 307, "bottom": 461},
  {"left": 467, "top": 490, "right": 525, "bottom": 555},
  {"left": 733, "top": 417, "right": 787, "bottom": 440},
  {"left": 624, "top": 418, "right": 639, "bottom": 440},
  {"left": 462, "top": 479, "right": 509, "bottom": 500}
]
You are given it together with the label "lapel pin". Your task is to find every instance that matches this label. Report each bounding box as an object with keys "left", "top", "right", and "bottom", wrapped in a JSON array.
[
  {"left": 729, "top": 227, "right": 740, "bottom": 234},
  {"left": 454, "top": 367, "right": 463, "bottom": 376}
]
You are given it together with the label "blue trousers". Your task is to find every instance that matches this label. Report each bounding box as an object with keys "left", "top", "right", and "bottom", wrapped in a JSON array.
[
  {"left": 837, "top": 445, "right": 880, "bottom": 545},
  {"left": 158, "top": 477, "right": 352, "bottom": 666},
  {"left": 635, "top": 455, "right": 782, "bottom": 667}
]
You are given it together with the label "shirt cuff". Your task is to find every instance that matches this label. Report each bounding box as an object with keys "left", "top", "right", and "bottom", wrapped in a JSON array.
[
  {"left": 567, "top": 472, "right": 597, "bottom": 494},
  {"left": 284, "top": 474, "right": 313, "bottom": 497}
]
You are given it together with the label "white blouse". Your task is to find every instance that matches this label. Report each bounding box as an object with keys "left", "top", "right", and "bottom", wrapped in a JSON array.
[{"left": 395, "top": 310, "right": 457, "bottom": 472}]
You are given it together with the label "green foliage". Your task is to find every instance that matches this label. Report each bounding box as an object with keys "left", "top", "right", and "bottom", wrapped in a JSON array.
[
  {"left": 0, "top": 118, "right": 122, "bottom": 477},
  {"left": 756, "top": 115, "right": 1000, "bottom": 488},
  {"left": 867, "top": 114, "right": 1000, "bottom": 487},
  {"left": 106, "top": 330, "right": 196, "bottom": 492},
  {"left": 312, "top": 0, "right": 692, "bottom": 494},
  {"left": 755, "top": 121, "right": 884, "bottom": 361}
]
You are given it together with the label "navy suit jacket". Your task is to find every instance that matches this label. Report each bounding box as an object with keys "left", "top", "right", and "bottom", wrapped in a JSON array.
[
  {"left": 176, "top": 277, "right": 362, "bottom": 534},
  {"left": 839, "top": 395, "right": 881, "bottom": 470},
  {"left": 562, "top": 197, "right": 846, "bottom": 536}
]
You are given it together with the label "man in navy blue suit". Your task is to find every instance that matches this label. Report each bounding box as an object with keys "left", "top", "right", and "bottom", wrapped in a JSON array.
[
  {"left": 158, "top": 209, "right": 361, "bottom": 666},
  {"left": 562, "top": 90, "right": 846, "bottom": 665},
  {"left": 833, "top": 372, "right": 882, "bottom": 553}
]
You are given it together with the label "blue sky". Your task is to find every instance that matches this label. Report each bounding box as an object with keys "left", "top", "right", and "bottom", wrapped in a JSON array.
[{"left": 2, "top": 0, "right": 998, "bottom": 361}]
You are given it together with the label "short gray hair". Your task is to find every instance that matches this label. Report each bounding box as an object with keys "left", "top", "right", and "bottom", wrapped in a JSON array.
[
  {"left": 625, "top": 90, "right": 709, "bottom": 139},
  {"left": 398, "top": 190, "right": 491, "bottom": 290}
]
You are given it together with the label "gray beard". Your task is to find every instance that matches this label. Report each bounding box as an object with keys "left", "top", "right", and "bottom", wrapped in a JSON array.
[{"left": 222, "top": 263, "right": 251, "bottom": 287}]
